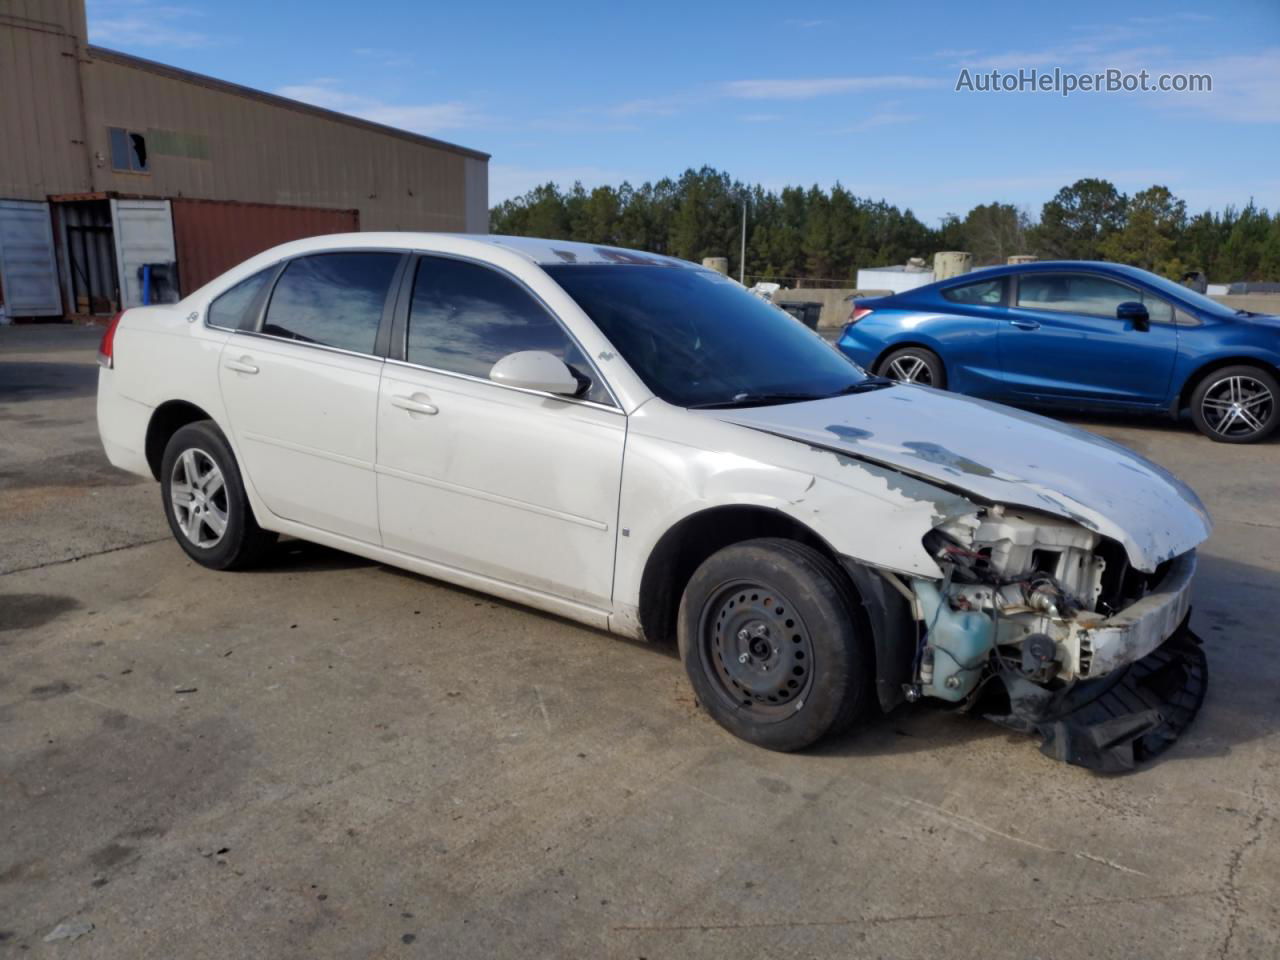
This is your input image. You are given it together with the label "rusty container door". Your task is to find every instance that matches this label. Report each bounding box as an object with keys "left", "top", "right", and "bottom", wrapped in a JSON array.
[{"left": 171, "top": 199, "right": 359, "bottom": 295}]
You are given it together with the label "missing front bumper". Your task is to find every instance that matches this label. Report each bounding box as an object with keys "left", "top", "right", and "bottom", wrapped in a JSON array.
[{"left": 989, "top": 614, "right": 1207, "bottom": 773}]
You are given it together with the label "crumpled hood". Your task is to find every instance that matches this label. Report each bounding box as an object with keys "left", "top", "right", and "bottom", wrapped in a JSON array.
[{"left": 714, "top": 385, "right": 1212, "bottom": 572}]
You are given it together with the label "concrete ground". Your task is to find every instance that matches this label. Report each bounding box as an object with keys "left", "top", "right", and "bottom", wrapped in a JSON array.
[{"left": 2, "top": 325, "right": 1277, "bottom": 959}]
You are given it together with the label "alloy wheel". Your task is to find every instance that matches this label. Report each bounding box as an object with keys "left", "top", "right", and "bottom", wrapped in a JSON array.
[
  {"left": 698, "top": 580, "right": 815, "bottom": 722},
  {"left": 1200, "top": 375, "right": 1274, "bottom": 439},
  {"left": 169, "top": 447, "right": 229, "bottom": 548},
  {"left": 886, "top": 354, "right": 933, "bottom": 384}
]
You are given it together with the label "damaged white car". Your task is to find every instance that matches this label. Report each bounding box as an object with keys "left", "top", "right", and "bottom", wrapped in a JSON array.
[{"left": 96, "top": 234, "right": 1212, "bottom": 771}]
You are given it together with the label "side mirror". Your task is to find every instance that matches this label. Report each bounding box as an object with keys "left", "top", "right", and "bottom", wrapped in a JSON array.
[
  {"left": 1117, "top": 301, "right": 1150, "bottom": 331},
  {"left": 489, "top": 350, "right": 582, "bottom": 396}
]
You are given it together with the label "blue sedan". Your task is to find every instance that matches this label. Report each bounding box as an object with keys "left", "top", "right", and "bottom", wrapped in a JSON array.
[{"left": 836, "top": 261, "right": 1280, "bottom": 442}]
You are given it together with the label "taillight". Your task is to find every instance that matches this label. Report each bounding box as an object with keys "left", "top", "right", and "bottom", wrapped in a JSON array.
[
  {"left": 98, "top": 311, "right": 124, "bottom": 369},
  {"left": 848, "top": 306, "right": 873, "bottom": 325}
]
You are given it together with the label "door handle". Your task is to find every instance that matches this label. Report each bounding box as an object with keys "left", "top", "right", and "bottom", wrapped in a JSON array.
[
  {"left": 391, "top": 394, "right": 439, "bottom": 416},
  {"left": 224, "top": 357, "right": 259, "bottom": 374},
  {"left": 1009, "top": 319, "right": 1041, "bottom": 331}
]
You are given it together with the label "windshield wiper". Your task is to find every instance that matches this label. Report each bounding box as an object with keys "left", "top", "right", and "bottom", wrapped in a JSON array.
[
  {"left": 830, "top": 376, "right": 896, "bottom": 395},
  {"left": 687, "top": 391, "right": 826, "bottom": 410}
]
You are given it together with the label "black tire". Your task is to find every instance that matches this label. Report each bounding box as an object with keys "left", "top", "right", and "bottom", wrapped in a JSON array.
[
  {"left": 677, "top": 538, "right": 873, "bottom": 752},
  {"left": 876, "top": 347, "right": 946, "bottom": 388},
  {"left": 1189, "top": 365, "right": 1279, "bottom": 443},
  {"left": 160, "top": 421, "right": 276, "bottom": 570}
]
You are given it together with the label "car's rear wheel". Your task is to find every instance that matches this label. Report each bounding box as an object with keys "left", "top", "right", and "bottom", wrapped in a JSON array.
[
  {"left": 877, "top": 347, "right": 946, "bottom": 388},
  {"left": 160, "top": 421, "right": 276, "bottom": 569},
  {"left": 1190, "top": 365, "right": 1279, "bottom": 443},
  {"left": 677, "top": 538, "right": 873, "bottom": 752}
]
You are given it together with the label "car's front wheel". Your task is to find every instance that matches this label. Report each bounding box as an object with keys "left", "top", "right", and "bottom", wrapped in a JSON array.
[
  {"left": 160, "top": 421, "right": 276, "bottom": 569},
  {"left": 677, "top": 538, "right": 873, "bottom": 752},
  {"left": 876, "top": 346, "right": 946, "bottom": 388},
  {"left": 1190, "top": 365, "right": 1279, "bottom": 443}
]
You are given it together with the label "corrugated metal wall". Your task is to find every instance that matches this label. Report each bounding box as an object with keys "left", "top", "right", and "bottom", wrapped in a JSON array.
[
  {"left": 82, "top": 48, "right": 485, "bottom": 233},
  {"left": 1, "top": 1, "right": 488, "bottom": 233},
  {"left": 172, "top": 199, "right": 359, "bottom": 294},
  {"left": 0, "top": 1, "right": 92, "bottom": 200}
]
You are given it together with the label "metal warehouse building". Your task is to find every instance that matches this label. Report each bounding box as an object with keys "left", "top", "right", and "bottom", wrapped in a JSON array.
[{"left": 0, "top": 0, "right": 489, "bottom": 319}]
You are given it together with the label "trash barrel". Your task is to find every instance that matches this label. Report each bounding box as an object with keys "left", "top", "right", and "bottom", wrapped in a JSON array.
[{"left": 779, "top": 301, "right": 823, "bottom": 330}]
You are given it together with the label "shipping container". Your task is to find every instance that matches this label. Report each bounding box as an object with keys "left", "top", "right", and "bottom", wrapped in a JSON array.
[{"left": 171, "top": 198, "right": 359, "bottom": 295}]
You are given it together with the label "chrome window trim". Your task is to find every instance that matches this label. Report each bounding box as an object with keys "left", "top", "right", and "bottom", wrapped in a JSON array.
[
  {"left": 383, "top": 356, "right": 624, "bottom": 416},
  {"left": 401, "top": 249, "right": 622, "bottom": 410}
]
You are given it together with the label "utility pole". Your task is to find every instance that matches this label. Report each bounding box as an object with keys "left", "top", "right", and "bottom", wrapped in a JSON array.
[{"left": 739, "top": 199, "right": 747, "bottom": 285}]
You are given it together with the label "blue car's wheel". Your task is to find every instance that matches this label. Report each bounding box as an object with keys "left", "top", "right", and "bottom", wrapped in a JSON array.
[
  {"left": 876, "top": 347, "right": 946, "bottom": 389},
  {"left": 1191, "top": 365, "right": 1279, "bottom": 444}
]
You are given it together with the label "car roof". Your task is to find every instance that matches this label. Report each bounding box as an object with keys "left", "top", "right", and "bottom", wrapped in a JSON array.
[
  {"left": 933, "top": 260, "right": 1159, "bottom": 283},
  {"left": 256, "top": 232, "right": 697, "bottom": 269}
]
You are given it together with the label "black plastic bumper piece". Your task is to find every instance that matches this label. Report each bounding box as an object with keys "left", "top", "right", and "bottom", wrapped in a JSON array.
[{"left": 991, "top": 615, "right": 1207, "bottom": 773}]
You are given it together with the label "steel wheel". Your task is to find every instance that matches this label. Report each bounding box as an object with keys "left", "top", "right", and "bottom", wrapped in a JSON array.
[
  {"left": 1199, "top": 374, "right": 1275, "bottom": 439},
  {"left": 169, "top": 447, "right": 228, "bottom": 549},
  {"left": 886, "top": 354, "right": 932, "bottom": 384},
  {"left": 698, "top": 579, "right": 815, "bottom": 723}
]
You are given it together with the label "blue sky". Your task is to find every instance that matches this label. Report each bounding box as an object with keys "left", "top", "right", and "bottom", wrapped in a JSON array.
[{"left": 87, "top": 0, "right": 1279, "bottom": 225}]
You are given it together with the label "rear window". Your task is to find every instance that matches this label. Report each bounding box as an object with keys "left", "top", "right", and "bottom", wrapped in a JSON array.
[
  {"left": 262, "top": 253, "right": 400, "bottom": 354},
  {"left": 942, "top": 278, "right": 1004, "bottom": 305}
]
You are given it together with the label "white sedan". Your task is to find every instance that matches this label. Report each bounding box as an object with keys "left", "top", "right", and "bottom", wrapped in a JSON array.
[{"left": 97, "top": 234, "right": 1212, "bottom": 770}]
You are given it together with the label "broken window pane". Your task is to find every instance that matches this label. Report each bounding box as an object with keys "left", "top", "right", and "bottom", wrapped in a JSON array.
[{"left": 107, "top": 127, "right": 150, "bottom": 173}]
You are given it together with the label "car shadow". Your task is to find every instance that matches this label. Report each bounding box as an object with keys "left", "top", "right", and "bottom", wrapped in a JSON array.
[
  {"left": 0, "top": 360, "right": 100, "bottom": 402},
  {"left": 246, "top": 535, "right": 1280, "bottom": 775}
]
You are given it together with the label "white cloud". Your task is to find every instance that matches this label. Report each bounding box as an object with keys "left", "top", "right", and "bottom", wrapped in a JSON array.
[
  {"left": 88, "top": 1, "right": 215, "bottom": 48},
  {"left": 274, "top": 83, "right": 482, "bottom": 134},
  {"left": 1096, "top": 48, "right": 1280, "bottom": 124},
  {"left": 608, "top": 95, "right": 688, "bottom": 117},
  {"left": 723, "top": 75, "right": 938, "bottom": 99},
  {"left": 839, "top": 111, "right": 920, "bottom": 133}
]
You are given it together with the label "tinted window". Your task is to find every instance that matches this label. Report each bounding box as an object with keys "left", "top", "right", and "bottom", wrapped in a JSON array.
[
  {"left": 262, "top": 253, "right": 400, "bottom": 354},
  {"left": 407, "top": 256, "right": 610, "bottom": 404},
  {"left": 1016, "top": 273, "right": 1139, "bottom": 318},
  {"left": 207, "top": 269, "right": 272, "bottom": 329},
  {"left": 942, "top": 278, "right": 1004, "bottom": 305},
  {"left": 1141, "top": 292, "right": 1173, "bottom": 324},
  {"left": 546, "top": 264, "right": 871, "bottom": 408}
]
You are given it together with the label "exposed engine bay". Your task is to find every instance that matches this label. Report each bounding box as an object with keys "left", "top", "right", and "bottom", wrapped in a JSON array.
[{"left": 892, "top": 506, "right": 1207, "bottom": 772}]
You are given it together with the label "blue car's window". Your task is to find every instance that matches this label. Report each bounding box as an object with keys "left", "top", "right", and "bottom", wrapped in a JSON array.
[
  {"left": 1141, "top": 292, "right": 1174, "bottom": 324},
  {"left": 546, "top": 264, "right": 871, "bottom": 408},
  {"left": 1017, "top": 273, "right": 1141, "bottom": 319},
  {"left": 1138, "top": 270, "right": 1236, "bottom": 317},
  {"left": 942, "top": 279, "right": 1004, "bottom": 305}
]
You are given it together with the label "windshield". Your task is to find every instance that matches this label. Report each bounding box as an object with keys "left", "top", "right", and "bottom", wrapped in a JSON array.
[
  {"left": 1136, "top": 270, "right": 1237, "bottom": 317},
  {"left": 545, "top": 264, "right": 873, "bottom": 407}
]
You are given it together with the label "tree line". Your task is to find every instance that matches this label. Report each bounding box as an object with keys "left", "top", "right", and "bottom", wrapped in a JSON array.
[{"left": 490, "top": 167, "right": 1280, "bottom": 287}]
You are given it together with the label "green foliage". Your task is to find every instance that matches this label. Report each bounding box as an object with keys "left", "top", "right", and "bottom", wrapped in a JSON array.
[
  {"left": 490, "top": 168, "right": 1280, "bottom": 284},
  {"left": 1031, "top": 178, "right": 1127, "bottom": 260}
]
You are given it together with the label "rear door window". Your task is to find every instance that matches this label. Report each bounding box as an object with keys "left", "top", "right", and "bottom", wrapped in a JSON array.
[{"left": 262, "top": 252, "right": 400, "bottom": 354}]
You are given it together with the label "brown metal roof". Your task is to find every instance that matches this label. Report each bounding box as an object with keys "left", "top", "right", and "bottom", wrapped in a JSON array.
[{"left": 85, "top": 45, "right": 491, "bottom": 163}]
